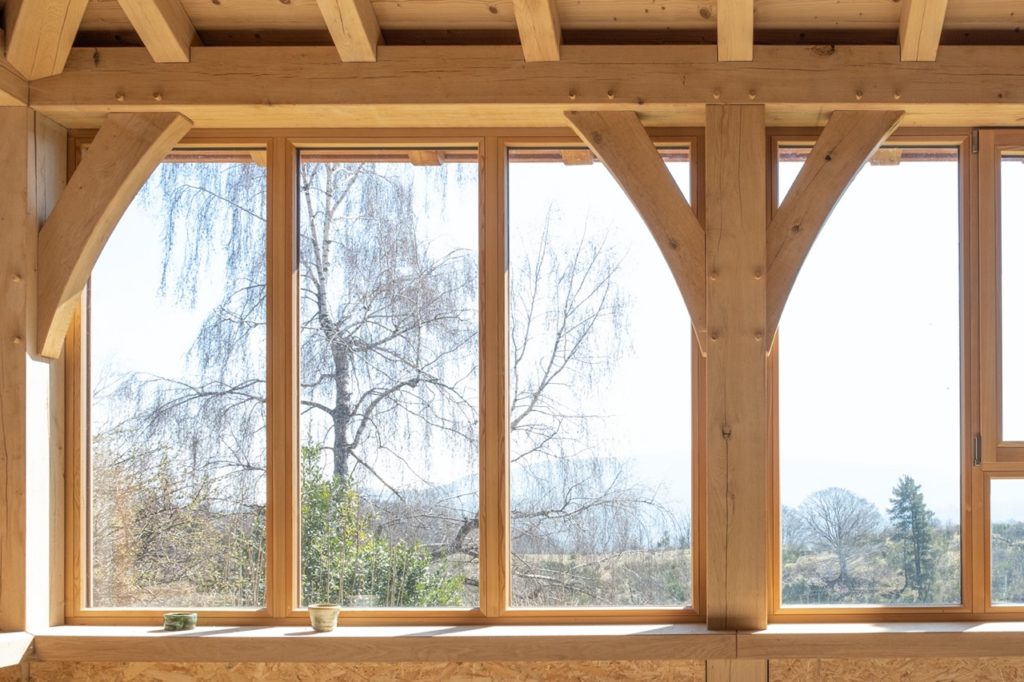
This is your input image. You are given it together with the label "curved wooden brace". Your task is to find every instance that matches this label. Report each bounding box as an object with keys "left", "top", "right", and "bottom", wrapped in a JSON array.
[
  {"left": 565, "top": 110, "right": 707, "bottom": 351},
  {"left": 36, "top": 112, "right": 193, "bottom": 359},
  {"left": 765, "top": 109, "right": 904, "bottom": 340}
]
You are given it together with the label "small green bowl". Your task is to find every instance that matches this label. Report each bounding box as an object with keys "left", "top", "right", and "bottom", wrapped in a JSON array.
[{"left": 163, "top": 612, "right": 198, "bottom": 631}]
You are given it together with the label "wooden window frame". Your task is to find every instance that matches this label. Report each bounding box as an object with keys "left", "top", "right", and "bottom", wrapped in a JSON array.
[
  {"left": 767, "top": 130, "right": 996, "bottom": 622},
  {"left": 63, "top": 129, "right": 706, "bottom": 626}
]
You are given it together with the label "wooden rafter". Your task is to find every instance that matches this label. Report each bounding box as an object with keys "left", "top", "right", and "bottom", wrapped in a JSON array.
[
  {"left": 315, "top": 0, "right": 382, "bottom": 62},
  {"left": 513, "top": 0, "right": 562, "bottom": 62},
  {"left": 3, "top": 0, "right": 88, "bottom": 80},
  {"left": 717, "top": 0, "right": 754, "bottom": 61},
  {"left": 899, "top": 0, "right": 949, "bottom": 61},
  {"left": 117, "top": 0, "right": 201, "bottom": 63},
  {"left": 0, "top": 33, "right": 28, "bottom": 106},
  {"left": 765, "top": 110, "right": 904, "bottom": 339},
  {"left": 36, "top": 112, "right": 193, "bottom": 359},
  {"left": 565, "top": 110, "right": 707, "bottom": 348},
  {"left": 705, "top": 103, "right": 768, "bottom": 632}
]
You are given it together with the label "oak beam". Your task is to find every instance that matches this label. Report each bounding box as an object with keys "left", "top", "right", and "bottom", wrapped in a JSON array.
[
  {"left": 765, "top": 110, "right": 903, "bottom": 338},
  {"left": 705, "top": 103, "right": 768, "bottom": 632},
  {"left": 36, "top": 112, "right": 193, "bottom": 359},
  {"left": 117, "top": 0, "right": 200, "bottom": 63},
  {"left": 900, "top": 0, "right": 949, "bottom": 62},
  {"left": 3, "top": 0, "right": 88, "bottom": 80},
  {"left": 513, "top": 0, "right": 561, "bottom": 62},
  {"left": 29, "top": 45, "right": 1024, "bottom": 129},
  {"left": 565, "top": 110, "right": 707, "bottom": 346},
  {"left": 316, "top": 0, "right": 382, "bottom": 62},
  {"left": 717, "top": 0, "right": 753, "bottom": 61}
]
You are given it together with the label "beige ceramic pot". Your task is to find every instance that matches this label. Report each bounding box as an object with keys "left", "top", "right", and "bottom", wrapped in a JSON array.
[{"left": 307, "top": 603, "right": 341, "bottom": 632}]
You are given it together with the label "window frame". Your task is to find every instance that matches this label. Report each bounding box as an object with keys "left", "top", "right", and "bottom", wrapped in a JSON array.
[
  {"left": 64, "top": 129, "right": 706, "bottom": 626},
  {"left": 767, "top": 129, "right": 985, "bottom": 622}
]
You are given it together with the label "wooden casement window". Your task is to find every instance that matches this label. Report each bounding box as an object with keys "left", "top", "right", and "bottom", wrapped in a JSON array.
[
  {"left": 770, "top": 133, "right": 982, "bottom": 620},
  {"left": 65, "top": 134, "right": 703, "bottom": 625}
]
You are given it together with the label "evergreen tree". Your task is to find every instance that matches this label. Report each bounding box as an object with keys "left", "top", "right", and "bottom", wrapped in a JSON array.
[{"left": 887, "top": 475, "right": 937, "bottom": 602}]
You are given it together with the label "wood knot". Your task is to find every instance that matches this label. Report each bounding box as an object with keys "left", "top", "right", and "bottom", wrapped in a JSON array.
[
  {"left": 699, "top": 6, "right": 712, "bottom": 20},
  {"left": 668, "top": 238, "right": 680, "bottom": 250},
  {"left": 721, "top": 424, "right": 732, "bottom": 440},
  {"left": 811, "top": 45, "right": 836, "bottom": 57}
]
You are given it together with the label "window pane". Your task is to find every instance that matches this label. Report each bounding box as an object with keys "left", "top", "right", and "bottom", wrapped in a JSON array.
[
  {"left": 90, "top": 156, "right": 267, "bottom": 608},
  {"left": 992, "top": 479, "right": 1024, "bottom": 605},
  {"left": 778, "top": 148, "right": 962, "bottom": 607},
  {"left": 298, "top": 151, "right": 480, "bottom": 608},
  {"left": 1001, "top": 155, "right": 1024, "bottom": 440},
  {"left": 508, "top": 148, "right": 693, "bottom": 608}
]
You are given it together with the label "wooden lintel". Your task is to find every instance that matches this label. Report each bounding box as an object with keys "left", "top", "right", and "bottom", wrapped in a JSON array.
[
  {"left": 4, "top": 0, "right": 89, "bottom": 80},
  {"left": 408, "top": 150, "right": 443, "bottom": 166},
  {"left": 316, "top": 0, "right": 382, "bottom": 62},
  {"left": 765, "top": 110, "right": 904, "bottom": 339},
  {"left": 705, "top": 103, "right": 767, "bottom": 632},
  {"left": 717, "top": 0, "right": 753, "bottom": 61},
  {"left": 29, "top": 45, "right": 1024, "bottom": 129},
  {"left": 900, "top": 0, "right": 949, "bottom": 62},
  {"left": 117, "top": 0, "right": 201, "bottom": 63},
  {"left": 565, "top": 110, "right": 707, "bottom": 348},
  {"left": 36, "top": 112, "right": 193, "bottom": 359},
  {"left": 513, "top": 0, "right": 561, "bottom": 62}
]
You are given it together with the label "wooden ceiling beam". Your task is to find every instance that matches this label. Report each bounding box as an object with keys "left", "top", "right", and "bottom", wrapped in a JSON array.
[
  {"left": 513, "top": 0, "right": 562, "bottom": 62},
  {"left": 765, "top": 110, "right": 904, "bottom": 340},
  {"left": 565, "top": 110, "right": 706, "bottom": 349},
  {"left": 900, "top": 0, "right": 949, "bottom": 61},
  {"left": 28, "top": 45, "right": 1024, "bottom": 128},
  {"left": 717, "top": 0, "right": 753, "bottom": 61},
  {"left": 117, "top": 0, "right": 201, "bottom": 63},
  {"left": 0, "top": 32, "right": 28, "bottom": 106},
  {"left": 316, "top": 0, "right": 382, "bottom": 62},
  {"left": 36, "top": 112, "right": 193, "bottom": 359},
  {"left": 3, "top": 0, "right": 89, "bottom": 80}
]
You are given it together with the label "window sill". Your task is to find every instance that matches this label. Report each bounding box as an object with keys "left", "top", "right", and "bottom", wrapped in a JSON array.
[
  {"left": 0, "top": 631, "right": 32, "bottom": 668},
  {"left": 27, "top": 622, "right": 1024, "bottom": 663}
]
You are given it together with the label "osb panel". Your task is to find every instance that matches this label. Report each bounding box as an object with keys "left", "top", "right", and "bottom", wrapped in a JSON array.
[
  {"left": 0, "top": 666, "right": 20, "bottom": 682},
  {"left": 28, "top": 660, "right": 705, "bottom": 681},
  {"left": 770, "top": 657, "right": 1024, "bottom": 682}
]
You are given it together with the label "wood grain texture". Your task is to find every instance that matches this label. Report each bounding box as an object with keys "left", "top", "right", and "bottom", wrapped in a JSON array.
[
  {"left": 710, "top": 659, "right": 768, "bottom": 682},
  {"left": 316, "top": 0, "right": 382, "bottom": 62},
  {"left": 3, "top": 0, "right": 89, "bottom": 80},
  {"left": 0, "top": 33, "right": 28, "bottom": 107},
  {"left": 765, "top": 110, "right": 903, "bottom": 337},
  {"left": 704, "top": 104, "right": 768, "bottom": 632},
  {"left": 0, "top": 108, "right": 34, "bottom": 634},
  {"left": 512, "top": 0, "right": 561, "bottom": 61},
  {"left": 565, "top": 110, "right": 707, "bottom": 345},
  {"left": 32, "top": 45, "right": 1024, "bottom": 130},
  {"left": 900, "top": 0, "right": 950, "bottom": 61},
  {"left": 770, "top": 657, "right": 1024, "bottom": 681},
  {"left": 35, "top": 112, "right": 192, "bottom": 359},
  {"left": 117, "top": 0, "right": 200, "bottom": 63},
  {"left": 717, "top": 0, "right": 753, "bottom": 61}
]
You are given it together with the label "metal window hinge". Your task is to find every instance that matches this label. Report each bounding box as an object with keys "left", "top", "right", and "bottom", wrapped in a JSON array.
[
  {"left": 973, "top": 434, "right": 982, "bottom": 466},
  {"left": 971, "top": 129, "right": 980, "bottom": 154}
]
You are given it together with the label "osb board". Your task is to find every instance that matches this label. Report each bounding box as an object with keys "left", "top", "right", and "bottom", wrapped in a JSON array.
[
  {"left": 771, "top": 658, "right": 1024, "bottom": 682},
  {"left": 28, "top": 660, "right": 705, "bottom": 681},
  {"left": 0, "top": 667, "right": 20, "bottom": 682}
]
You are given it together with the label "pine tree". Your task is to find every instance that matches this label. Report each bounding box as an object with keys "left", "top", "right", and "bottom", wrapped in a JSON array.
[{"left": 887, "top": 475, "right": 937, "bottom": 602}]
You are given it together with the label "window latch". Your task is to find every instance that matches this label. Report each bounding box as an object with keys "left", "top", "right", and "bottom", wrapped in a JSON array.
[{"left": 973, "top": 434, "right": 982, "bottom": 466}]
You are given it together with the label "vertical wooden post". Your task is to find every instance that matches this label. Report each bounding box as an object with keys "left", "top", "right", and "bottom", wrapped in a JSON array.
[
  {"left": 704, "top": 104, "right": 769, "bottom": 633},
  {"left": 0, "top": 107, "right": 35, "bottom": 632}
]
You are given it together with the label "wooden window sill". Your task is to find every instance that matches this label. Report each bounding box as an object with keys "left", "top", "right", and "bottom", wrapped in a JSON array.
[{"left": 26, "top": 622, "right": 1024, "bottom": 663}]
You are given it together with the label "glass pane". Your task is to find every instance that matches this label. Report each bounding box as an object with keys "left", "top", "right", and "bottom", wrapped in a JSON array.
[
  {"left": 507, "top": 148, "right": 693, "bottom": 608},
  {"left": 90, "top": 155, "right": 267, "bottom": 608},
  {"left": 298, "top": 150, "right": 480, "bottom": 608},
  {"left": 778, "top": 147, "right": 962, "bottom": 607},
  {"left": 992, "top": 479, "right": 1024, "bottom": 605},
  {"left": 1001, "top": 155, "right": 1024, "bottom": 440}
]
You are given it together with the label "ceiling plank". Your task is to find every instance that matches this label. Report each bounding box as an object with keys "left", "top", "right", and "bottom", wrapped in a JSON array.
[
  {"left": 316, "top": 0, "right": 382, "bottom": 62},
  {"left": 117, "top": 0, "right": 201, "bottom": 63},
  {"left": 717, "top": 0, "right": 753, "bottom": 61},
  {"left": 36, "top": 112, "right": 193, "bottom": 359},
  {"left": 900, "top": 0, "right": 949, "bottom": 61},
  {"left": 565, "top": 110, "right": 706, "bottom": 348},
  {"left": 4, "top": 0, "right": 89, "bottom": 80},
  {"left": 766, "top": 110, "right": 904, "bottom": 340},
  {"left": 513, "top": 0, "right": 561, "bottom": 62}
]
